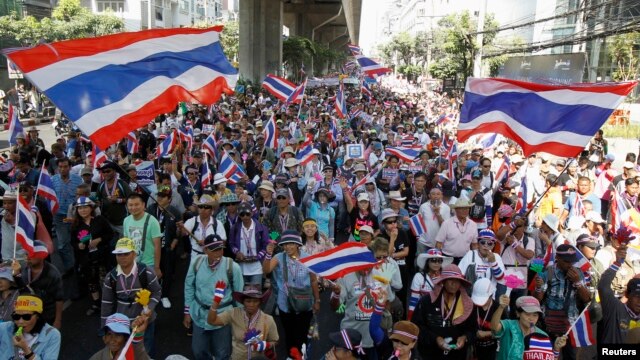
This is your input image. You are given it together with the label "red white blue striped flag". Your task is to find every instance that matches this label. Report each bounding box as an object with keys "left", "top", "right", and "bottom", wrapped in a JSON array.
[
  {"left": 299, "top": 242, "right": 377, "bottom": 280},
  {"left": 219, "top": 150, "right": 246, "bottom": 185},
  {"left": 385, "top": 146, "right": 421, "bottom": 163},
  {"left": 567, "top": 307, "right": 595, "bottom": 347},
  {"left": 6, "top": 27, "right": 238, "bottom": 150},
  {"left": 409, "top": 213, "right": 427, "bottom": 238},
  {"left": 263, "top": 115, "right": 278, "bottom": 149},
  {"left": 36, "top": 164, "right": 59, "bottom": 214},
  {"left": 459, "top": 77, "right": 637, "bottom": 157},
  {"left": 7, "top": 105, "right": 24, "bottom": 146},
  {"left": 262, "top": 74, "right": 296, "bottom": 102},
  {"left": 16, "top": 190, "right": 37, "bottom": 257}
]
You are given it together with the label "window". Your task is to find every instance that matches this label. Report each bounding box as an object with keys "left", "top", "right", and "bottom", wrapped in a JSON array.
[
  {"left": 96, "top": 1, "right": 125, "bottom": 12},
  {"left": 179, "top": 0, "right": 189, "bottom": 14},
  {"left": 155, "top": 5, "right": 163, "bottom": 21}
]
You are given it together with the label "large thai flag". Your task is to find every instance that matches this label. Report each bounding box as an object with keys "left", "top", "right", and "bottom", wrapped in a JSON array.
[
  {"left": 355, "top": 55, "right": 391, "bottom": 77},
  {"left": 347, "top": 43, "right": 362, "bottom": 56},
  {"left": 126, "top": 132, "right": 139, "bottom": 154},
  {"left": 568, "top": 308, "right": 595, "bottom": 347},
  {"left": 458, "top": 78, "right": 637, "bottom": 157},
  {"left": 296, "top": 139, "right": 315, "bottom": 166},
  {"left": 263, "top": 115, "right": 278, "bottom": 149},
  {"left": 285, "top": 79, "right": 306, "bottom": 104},
  {"left": 385, "top": 146, "right": 421, "bottom": 163},
  {"left": 37, "top": 165, "right": 60, "bottom": 214},
  {"left": 299, "top": 242, "right": 377, "bottom": 280},
  {"left": 157, "top": 129, "right": 178, "bottom": 157},
  {"left": 16, "top": 192, "right": 37, "bottom": 257},
  {"left": 219, "top": 150, "right": 246, "bottom": 185},
  {"left": 6, "top": 27, "right": 238, "bottom": 150},
  {"left": 409, "top": 214, "right": 427, "bottom": 238},
  {"left": 7, "top": 105, "right": 24, "bottom": 146},
  {"left": 334, "top": 82, "right": 347, "bottom": 118},
  {"left": 262, "top": 74, "right": 296, "bottom": 102},
  {"left": 93, "top": 144, "right": 108, "bottom": 169},
  {"left": 202, "top": 132, "right": 219, "bottom": 162}
]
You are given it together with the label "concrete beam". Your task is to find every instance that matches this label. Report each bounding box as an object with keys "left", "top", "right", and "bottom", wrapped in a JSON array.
[{"left": 284, "top": 3, "right": 340, "bottom": 14}]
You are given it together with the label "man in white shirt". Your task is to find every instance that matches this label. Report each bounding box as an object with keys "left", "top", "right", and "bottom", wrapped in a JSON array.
[{"left": 417, "top": 188, "right": 451, "bottom": 255}]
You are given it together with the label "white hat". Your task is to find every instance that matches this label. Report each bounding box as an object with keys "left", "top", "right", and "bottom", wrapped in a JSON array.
[
  {"left": 284, "top": 158, "right": 299, "bottom": 167},
  {"left": 511, "top": 154, "right": 524, "bottom": 164},
  {"left": 213, "top": 173, "right": 227, "bottom": 185},
  {"left": 585, "top": 210, "right": 605, "bottom": 224},
  {"left": 451, "top": 197, "right": 472, "bottom": 209},
  {"left": 416, "top": 248, "right": 452, "bottom": 270},
  {"left": 359, "top": 225, "right": 374, "bottom": 235},
  {"left": 357, "top": 192, "right": 370, "bottom": 202},
  {"left": 542, "top": 214, "right": 559, "bottom": 233},
  {"left": 624, "top": 161, "right": 636, "bottom": 169},
  {"left": 540, "top": 153, "right": 550, "bottom": 162},
  {"left": 388, "top": 191, "right": 406, "bottom": 201},
  {"left": 471, "top": 278, "right": 495, "bottom": 306}
]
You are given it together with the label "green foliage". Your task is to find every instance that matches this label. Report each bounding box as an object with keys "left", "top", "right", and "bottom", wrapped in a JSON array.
[
  {"left": 397, "top": 64, "right": 423, "bottom": 80},
  {"left": 219, "top": 21, "right": 239, "bottom": 62},
  {"left": 283, "top": 36, "right": 315, "bottom": 81},
  {"left": 0, "top": 0, "right": 124, "bottom": 46},
  {"left": 607, "top": 33, "right": 640, "bottom": 82},
  {"left": 312, "top": 41, "right": 346, "bottom": 76},
  {"left": 429, "top": 11, "right": 499, "bottom": 81}
]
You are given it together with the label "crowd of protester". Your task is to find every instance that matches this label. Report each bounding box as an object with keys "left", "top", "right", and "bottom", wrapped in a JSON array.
[{"left": 0, "top": 78, "right": 638, "bottom": 360}]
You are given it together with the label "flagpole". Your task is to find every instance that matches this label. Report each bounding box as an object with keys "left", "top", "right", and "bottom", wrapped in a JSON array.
[
  {"left": 562, "top": 302, "right": 591, "bottom": 337},
  {"left": 523, "top": 161, "right": 572, "bottom": 218},
  {"left": 13, "top": 184, "right": 19, "bottom": 260}
]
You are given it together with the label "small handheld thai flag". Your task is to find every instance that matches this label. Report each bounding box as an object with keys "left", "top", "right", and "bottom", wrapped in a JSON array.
[
  {"left": 572, "top": 245, "right": 592, "bottom": 273},
  {"left": 361, "top": 81, "right": 372, "bottom": 99},
  {"left": 334, "top": 82, "right": 347, "bottom": 118},
  {"left": 296, "top": 140, "right": 315, "bottom": 166},
  {"left": 37, "top": 165, "right": 60, "bottom": 214},
  {"left": 219, "top": 151, "right": 246, "bottom": 185},
  {"left": 299, "top": 242, "right": 377, "bottom": 280},
  {"left": 7, "top": 105, "right": 24, "bottom": 146},
  {"left": 495, "top": 155, "right": 511, "bottom": 186},
  {"left": 263, "top": 115, "right": 278, "bottom": 149},
  {"left": 201, "top": 154, "right": 213, "bottom": 188},
  {"left": 157, "top": 129, "right": 178, "bottom": 157},
  {"left": 515, "top": 177, "right": 528, "bottom": 215},
  {"left": 385, "top": 146, "right": 421, "bottom": 163},
  {"left": 286, "top": 79, "right": 306, "bottom": 104},
  {"left": 262, "top": 74, "right": 296, "bottom": 102},
  {"left": 202, "top": 132, "right": 219, "bottom": 163},
  {"left": 567, "top": 308, "right": 595, "bottom": 347},
  {"left": 409, "top": 214, "right": 427, "bottom": 238},
  {"left": 126, "top": 132, "right": 139, "bottom": 154},
  {"left": 347, "top": 43, "right": 362, "bottom": 56},
  {"left": 16, "top": 192, "right": 37, "bottom": 257},
  {"left": 179, "top": 126, "right": 194, "bottom": 153},
  {"left": 93, "top": 144, "right": 108, "bottom": 169}
]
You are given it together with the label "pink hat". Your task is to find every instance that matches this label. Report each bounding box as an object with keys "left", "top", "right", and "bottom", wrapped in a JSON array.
[
  {"left": 498, "top": 204, "right": 515, "bottom": 218},
  {"left": 434, "top": 264, "right": 471, "bottom": 286}
]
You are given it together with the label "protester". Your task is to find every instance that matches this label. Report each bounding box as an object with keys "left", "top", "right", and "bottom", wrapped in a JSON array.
[
  {"left": 0, "top": 267, "right": 18, "bottom": 322},
  {"left": 90, "top": 313, "right": 151, "bottom": 360},
  {"left": 408, "top": 249, "right": 452, "bottom": 320}
]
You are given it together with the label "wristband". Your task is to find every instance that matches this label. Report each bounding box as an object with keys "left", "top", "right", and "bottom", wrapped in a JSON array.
[
  {"left": 573, "top": 281, "right": 585, "bottom": 289},
  {"left": 133, "top": 332, "right": 145, "bottom": 343},
  {"left": 553, "top": 350, "right": 560, "bottom": 358},
  {"left": 511, "top": 241, "right": 520, "bottom": 249},
  {"left": 184, "top": 306, "right": 190, "bottom": 315},
  {"left": 535, "top": 287, "right": 544, "bottom": 293},
  {"left": 264, "top": 253, "right": 272, "bottom": 260}
]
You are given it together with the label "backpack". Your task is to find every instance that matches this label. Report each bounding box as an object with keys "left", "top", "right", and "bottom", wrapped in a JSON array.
[
  {"left": 191, "top": 255, "right": 235, "bottom": 308},
  {"left": 470, "top": 188, "right": 490, "bottom": 221},
  {"left": 109, "top": 262, "right": 149, "bottom": 303}
]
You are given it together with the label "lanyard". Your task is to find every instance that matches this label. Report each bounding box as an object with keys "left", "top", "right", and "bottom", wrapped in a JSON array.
[
  {"left": 104, "top": 179, "right": 118, "bottom": 198},
  {"left": 279, "top": 214, "right": 289, "bottom": 231},
  {"left": 118, "top": 270, "right": 139, "bottom": 297},
  {"left": 476, "top": 299, "right": 492, "bottom": 328},
  {"left": 441, "top": 293, "right": 459, "bottom": 326},
  {"left": 241, "top": 223, "right": 254, "bottom": 256}
]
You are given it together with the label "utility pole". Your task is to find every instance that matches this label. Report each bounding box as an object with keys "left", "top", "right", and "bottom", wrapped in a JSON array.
[
  {"left": 148, "top": 0, "right": 153, "bottom": 29},
  {"left": 472, "top": 0, "right": 487, "bottom": 78}
]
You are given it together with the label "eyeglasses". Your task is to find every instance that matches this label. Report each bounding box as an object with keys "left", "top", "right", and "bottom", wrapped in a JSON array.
[
  {"left": 198, "top": 205, "right": 213, "bottom": 210},
  {"left": 240, "top": 212, "right": 252, "bottom": 217},
  {"left": 187, "top": 172, "right": 198, "bottom": 175},
  {"left": 429, "top": 258, "right": 444, "bottom": 263},
  {"left": 482, "top": 165, "right": 491, "bottom": 168},
  {"left": 276, "top": 196, "right": 287, "bottom": 200},
  {"left": 12, "top": 313, "right": 34, "bottom": 321},
  {"left": 479, "top": 240, "right": 495, "bottom": 247},
  {"left": 384, "top": 220, "right": 397, "bottom": 225},
  {"left": 392, "top": 339, "right": 410, "bottom": 346},
  {"left": 376, "top": 255, "right": 387, "bottom": 260}
]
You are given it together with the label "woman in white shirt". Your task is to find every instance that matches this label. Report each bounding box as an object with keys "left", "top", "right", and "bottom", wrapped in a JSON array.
[
  {"left": 407, "top": 249, "right": 452, "bottom": 320},
  {"left": 458, "top": 229, "right": 506, "bottom": 292}
]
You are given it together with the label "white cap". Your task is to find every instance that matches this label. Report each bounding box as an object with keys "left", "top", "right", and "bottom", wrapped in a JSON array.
[
  {"left": 624, "top": 161, "right": 635, "bottom": 169},
  {"left": 357, "top": 192, "right": 370, "bottom": 202},
  {"left": 471, "top": 278, "right": 495, "bottom": 306}
]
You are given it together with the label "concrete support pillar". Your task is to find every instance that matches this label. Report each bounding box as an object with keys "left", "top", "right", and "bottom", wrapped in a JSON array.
[{"left": 239, "top": 0, "right": 283, "bottom": 82}]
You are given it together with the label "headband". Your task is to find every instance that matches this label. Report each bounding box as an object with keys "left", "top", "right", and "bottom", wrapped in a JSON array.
[
  {"left": 303, "top": 219, "right": 317, "bottom": 227},
  {"left": 391, "top": 329, "right": 418, "bottom": 340}
]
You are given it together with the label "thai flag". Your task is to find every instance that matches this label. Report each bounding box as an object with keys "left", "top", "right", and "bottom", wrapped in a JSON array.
[
  {"left": 93, "top": 144, "right": 108, "bottom": 169},
  {"left": 202, "top": 132, "right": 219, "bottom": 162},
  {"left": 385, "top": 146, "right": 421, "bottom": 163},
  {"left": 570, "top": 192, "right": 586, "bottom": 217},
  {"left": 157, "top": 129, "right": 178, "bottom": 157},
  {"left": 334, "top": 82, "right": 347, "bottom": 118},
  {"left": 610, "top": 190, "right": 640, "bottom": 233},
  {"left": 571, "top": 245, "right": 592, "bottom": 273},
  {"left": 351, "top": 163, "right": 383, "bottom": 192},
  {"left": 567, "top": 308, "right": 595, "bottom": 347},
  {"left": 126, "top": 132, "right": 138, "bottom": 154},
  {"left": 350, "top": 108, "right": 362, "bottom": 119},
  {"left": 219, "top": 150, "right": 246, "bottom": 185},
  {"left": 401, "top": 135, "right": 415, "bottom": 147},
  {"left": 327, "top": 118, "right": 339, "bottom": 148},
  {"left": 435, "top": 114, "right": 449, "bottom": 126},
  {"left": 495, "top": 155, "right": 511, "bottom": 186},
  {"left": 7, "top": 105, "right": 24, "bottom": 146},
  {"left": 32, "top": 240, "right": 49, "bottom": 259},
  {"left": 347, "top": 43, "right": 362, "bottom": 56},
  {"left": 262, "top": 73, "right": 296, "bottom": 102},
  {"left": 263, "top": 115, "right": 278, "bottom": 149},
  {"left": 178, "top": 126, "right": 193, "bottom": 153},
  {"left": 296, "top": 139, "right": 315, "bottom": 166},
  {"left": 527, "top": 333, "right": 554, "bottom": 355},
  {"left": 201, "top": 154, "right": 213, "bottom": 188},
  {"left": 7, "top": 27, "right": 238, "bottom": 150},
  {"left": 361, "top": 81, "right": 372, "bottom": 98},
  {"left": 285, "top": 79, "right": 306, "bottom": 104},
  {"left": 515, "top": 177, "right": 527, "bottom": 215},
  {"left": 458, "top": 77, "right": 637, "bottom": 158},
  {"left": 383, "top": 101, "right": 391, "bottom": 108},
  {"left": 16, "top": 192, "right": 37, "bottom": 257},
  {"left": 299, "top": 242, "right": 377, "bottom": 280},
  {"left": 479, "top": 133, "right": 498, "bottom": 149},
  {"left": 355, "top": 55, "right": 390, "bottom": 77},
  {"left": 409, "top": 214, "right": 427, "bottom": 237},
  {"left": 37, "top": 165, "right": 60, "bottom": 214},
  {"left": 447, "top": 142, "right": 458, "bottom": 186}
]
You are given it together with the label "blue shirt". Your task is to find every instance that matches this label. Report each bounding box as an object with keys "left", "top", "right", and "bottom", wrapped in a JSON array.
[
  {"left": 0, "top": 321, "right": 61, "bottom": 359},
  {"left": 51, "top": 174, "right": 83, "bottom": 216},
  {"left": 273, "top": 251, "right": 313, "bottom": 313},
  {"left": 563, "top": 192, "right": 601, "bottom": 215}
]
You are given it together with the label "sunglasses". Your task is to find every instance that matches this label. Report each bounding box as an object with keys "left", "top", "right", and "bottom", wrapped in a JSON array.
[
  {"left": 187, "top": 172, "right": 198, "bottom": 175},
  {"left": 392, "top": 339, "right": 410, "bottom": 346},
  {"left": 276, "top": 196, "right": 287, "bottom": 200},
  {"left": 384, "top": 220, "right": 397, "bottom": 225},
  {"left": 479, "top": 240, "right": 495, "bottom": 247},
  {"left": 376, "top": 255, "right": 387, "bottom": 260},
  {"left": 12, "top": 313, "right": 34, "bottom": 321},
  {"left": 198, "top": 205, "right": 213, "bottom": 210},
  {"left": 429, "top": 258, "right": 444, "bottom": 263},
  {"left": 240, "top": 212, "right": 252, "bottom": 217}
]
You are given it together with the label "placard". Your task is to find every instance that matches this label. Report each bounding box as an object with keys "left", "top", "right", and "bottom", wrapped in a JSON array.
[
  {"left": 135, "top": 161, "right": 156, "bottom": 189},
  {"left": 202, "top": 124, "right": 215, "bottom": 134},
  {"left": 346, "top": 144, "right": 364, "bottom": 160},
  {"left": 382, "top": 168, "right": 398, "bottom": 181}
]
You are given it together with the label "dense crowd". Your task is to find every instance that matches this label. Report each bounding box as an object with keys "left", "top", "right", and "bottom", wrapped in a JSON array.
[{"left": 0, "top": 78, "right": 636, "bottom": 360}]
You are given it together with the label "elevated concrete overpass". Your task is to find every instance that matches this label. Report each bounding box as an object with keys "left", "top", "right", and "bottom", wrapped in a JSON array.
[{"left": 239, "top": 0, "right": 362, "bottom": 82}]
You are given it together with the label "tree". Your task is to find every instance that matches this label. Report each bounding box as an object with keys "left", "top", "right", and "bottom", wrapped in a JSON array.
[
  {"left": 0, "top": 0, "right": 123, "bottom": 46},
  {"left": 428, "top": 11, "right": 499, "bottom": 81},
  {"left": 219, "top": 21, "right": 239, "bottom": 62},
  {"left": 283, "top": 36, "right": 315, "bottom": 81},
  {"left": 608, "top": 33, "right": 640, "bottom": 82}
]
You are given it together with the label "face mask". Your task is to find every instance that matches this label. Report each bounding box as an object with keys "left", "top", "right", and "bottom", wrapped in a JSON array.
[{"left": 418, "top": 129, "right": 423, "bottom": 133}]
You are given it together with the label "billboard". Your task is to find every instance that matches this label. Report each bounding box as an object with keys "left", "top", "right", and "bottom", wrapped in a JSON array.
[{"left": 498, "top": 53, "right": 586, "bottom": 84}]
